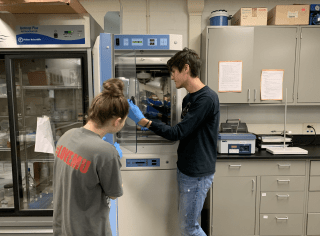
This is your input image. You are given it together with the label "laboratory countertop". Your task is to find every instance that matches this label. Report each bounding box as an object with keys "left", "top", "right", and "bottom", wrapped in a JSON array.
[{"left": 217, "top": 145, "right": 320, "bottom": 160}]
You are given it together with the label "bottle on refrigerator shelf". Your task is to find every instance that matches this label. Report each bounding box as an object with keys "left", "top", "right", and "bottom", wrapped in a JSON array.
[
  {"left": 40, "top": 162, "right": 49, "bottom": 186},
  {"left": 22, "top": 168, "right": 37, "bottom": 203},
  {"left": 56, "top": 129, "right": 62, "bottom": 141}
]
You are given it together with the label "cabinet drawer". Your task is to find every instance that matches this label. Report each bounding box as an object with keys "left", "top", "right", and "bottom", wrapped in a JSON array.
[
  {"left": 216, "top": 161, "right": 305, "bottom": 177},
  {"left": 260, "top": 214, "right": 303, "bottom": 235},
  {"left": 310, "top": 161, "right": 320, "bottom": 175},
  {"left": 261, "top": 176, "right": 305, "bottom": 191},
  {"left": 308, "top": 192, "right": 320, "bottom": 213},
  {"left": 307, "top": 213, "right": 320, "bottom": 235},
  {"left": 260, "top": 192, "right": 304, "bottom": 214},
  {"left": 309, "top": 176, "right": 320, "bottom": 191}
]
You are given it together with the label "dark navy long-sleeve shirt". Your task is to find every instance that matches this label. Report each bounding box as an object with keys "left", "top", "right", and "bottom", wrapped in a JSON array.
[{"left": 149, "top": 86, "right": 220, "bottom": 177}]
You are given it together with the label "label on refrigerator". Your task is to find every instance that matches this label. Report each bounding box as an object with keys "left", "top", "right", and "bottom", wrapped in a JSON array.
[{"left": 16, "top": 25, "right": 85, "bottom": 45}]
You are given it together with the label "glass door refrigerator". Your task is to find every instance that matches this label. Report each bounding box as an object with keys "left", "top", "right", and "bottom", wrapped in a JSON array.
[{"left": 0, "top": 13, "right": 102, "bottom": 234}]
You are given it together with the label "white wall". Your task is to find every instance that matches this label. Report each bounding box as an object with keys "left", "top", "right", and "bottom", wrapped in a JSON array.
[
  {"left": 79, "top": 0, "right": 320, "bottom": 134},
  {"left": 79, "top": 0, "right": 120, "bottom": 28}
]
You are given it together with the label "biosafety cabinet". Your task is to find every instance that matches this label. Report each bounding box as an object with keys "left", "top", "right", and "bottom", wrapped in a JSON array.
[
  {"left": 0, "top": 13, "right": 102, "bottom": 234},
  {"left": 93, "top": 33, "right": 184, "bottom": 236}
]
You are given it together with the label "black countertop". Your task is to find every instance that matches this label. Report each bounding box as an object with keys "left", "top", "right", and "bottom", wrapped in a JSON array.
[{"left": 217, "top": 145, "right": 320, "bottom": 160}]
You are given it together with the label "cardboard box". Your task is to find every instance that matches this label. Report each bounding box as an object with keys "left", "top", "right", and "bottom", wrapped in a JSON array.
[
  {"left": 0, "top": 0, "right": 87, "bottom": 14},
  {"left": 231, "top": 8, "right": 268, "bottom": 26},
  {"left": 268, "top": 5, "right": 310, "bottom": 25}
]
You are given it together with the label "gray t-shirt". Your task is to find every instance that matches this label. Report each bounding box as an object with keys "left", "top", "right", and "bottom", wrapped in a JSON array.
[{"left": 53, "top": 127, "right": 123, "bottom": 236}]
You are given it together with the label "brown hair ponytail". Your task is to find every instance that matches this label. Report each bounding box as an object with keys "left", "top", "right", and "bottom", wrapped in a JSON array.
[{"left": 87, "top": 78, "right": 129, "bottom": 127}]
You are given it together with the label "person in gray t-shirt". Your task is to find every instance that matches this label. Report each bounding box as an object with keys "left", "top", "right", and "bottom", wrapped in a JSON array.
[{"left": 53, "top": 78, "right": 129, "bottom": 236}]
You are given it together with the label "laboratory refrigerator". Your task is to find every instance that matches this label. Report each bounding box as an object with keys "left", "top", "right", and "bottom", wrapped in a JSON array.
[{"left": 0, "top": 13, "right": 102, "bottom": 234}]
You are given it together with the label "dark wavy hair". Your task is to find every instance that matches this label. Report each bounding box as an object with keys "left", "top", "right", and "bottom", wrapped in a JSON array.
[
  {"left": 167, "top": 47, "right": 201, "bottom": 78},
  {"left": 87, "top": 78, "right": 129, "bottom": 127}
]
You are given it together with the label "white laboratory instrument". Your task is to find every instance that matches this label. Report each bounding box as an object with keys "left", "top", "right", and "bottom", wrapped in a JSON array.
[
  {"left": 217, "top": 133, "right": 256, "bottom": 154},
  {"left": 93, "top": 34, "right": 183, "bottom": 236}
]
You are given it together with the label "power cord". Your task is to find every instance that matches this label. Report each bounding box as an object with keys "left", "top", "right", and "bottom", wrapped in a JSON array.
[{"left": 300, "top": 125, "right": 317, "bottom": 146}]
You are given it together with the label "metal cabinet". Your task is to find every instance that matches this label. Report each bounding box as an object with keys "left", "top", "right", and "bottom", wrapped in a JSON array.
[
  {"left": 207, "top": 27, "right": 254, "bottom": 103},
  {"left": 260, "top": 175, "right": 305, "bottom": 235},
  {"left": 297, "top": 26, "right": 320, "bottom": 103},
  {"left": 252, "top": 27, "right": 297, "bottom": 104},
  {"left": 211, "top": 176, "right": 256, "bottom": 235},
  {"left": 307, "top": 161, "right": 320, "bottom": 235},
  {"left": 204, "top": 26, "right": 298, "bottom": 104},
  {"left": 210, "top": 160, "right": 307, "bottom": 236}
]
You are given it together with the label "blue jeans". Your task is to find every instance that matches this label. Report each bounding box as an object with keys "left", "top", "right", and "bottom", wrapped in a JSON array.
[{"left": 177, "top": 168, "right": 214, "bottom": 236}]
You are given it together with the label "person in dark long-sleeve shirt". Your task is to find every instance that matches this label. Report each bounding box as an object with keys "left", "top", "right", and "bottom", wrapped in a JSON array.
[{"left": 128, "top": 48, "right": 220, "bottom": 236}]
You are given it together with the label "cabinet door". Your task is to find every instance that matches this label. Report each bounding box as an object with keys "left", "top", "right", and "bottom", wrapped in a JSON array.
[
  {"left": 307, "top": 213, "right": 320, "bottom": 235},
  {"left": 298, "top": 27, "right": 320, "bottom": 103},
  {"left": 3, "top": 53, "right": 88, "bottom": 214},
  {"left": 211, "top": 176, "right": 256, "bottom": 235},
  {"left": 253, "top": 27, "right": 297, "bottom": 104},
  {"left": 207, "top": 27, "right": 254, "bottom": 103}
]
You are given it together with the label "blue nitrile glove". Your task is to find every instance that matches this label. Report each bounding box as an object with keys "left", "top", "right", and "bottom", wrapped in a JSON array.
[
  {"left": 141, "top": 99, "right": 151, "bottom": 106},
  {"left": 127, "top": 99, "right": 145, "bottom": 124},
  {"left": 138, "top": 124, "right": 149, "bottom": 131},
  {"left": 113, "top": 142, "right": 122, "bottom": 159}
]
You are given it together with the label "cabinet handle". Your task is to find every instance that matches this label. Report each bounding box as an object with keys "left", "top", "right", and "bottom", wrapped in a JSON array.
[
  {"left": 254, "top": 89, "right": 256, "bottom": 101},
  {"left": 277, "top": 179, "right": 290, "bottom": 183},
  {"left": 275, "top": 217, "right": 289, "bottom": 221},
  {"left": 248, "top": 89, "right": 250, "bottom": 101},
  {"left": 277, "top": 194, "right": 290, "bottom": 198},
  {"left": 229, "top": 164, "right": 241, "bottom": 168},
  {"left": 278, "top": 164, "right": 291, "bottom": 168},
  {"left": 252, "top": 179, "right": 255, "bottom": 192}
]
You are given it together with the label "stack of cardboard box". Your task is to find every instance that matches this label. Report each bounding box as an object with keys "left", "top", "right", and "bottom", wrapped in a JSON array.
[{"left": 231, "top": 5, "right": 310, "bottom": 26}]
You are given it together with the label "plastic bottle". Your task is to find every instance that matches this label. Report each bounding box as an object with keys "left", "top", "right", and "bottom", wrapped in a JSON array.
[
  {"left": 40, "top": 163, "right": 49, "bottom": 186},
  {"left": 22, "top": 168, "right": 36, "bottom": 202},
  {"left": 56, "top": 129, "right": 62, "bottom": 141}
]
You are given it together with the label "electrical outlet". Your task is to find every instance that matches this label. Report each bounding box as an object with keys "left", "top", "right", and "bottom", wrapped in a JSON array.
[{"left": 303, "top": 123, "right": 317, "bottom": 135}]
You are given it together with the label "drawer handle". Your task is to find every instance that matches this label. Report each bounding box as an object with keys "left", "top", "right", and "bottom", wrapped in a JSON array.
[
  {"left": 252, "top": 179, "right": 255, "bottom": 192},
  {"left": 229, "top": 165, "right": 241, "bottom": 168},
  {"left": 277, "top": 194, "right": 290, "bottom": 198},
  {"left": 275, "top": 217, "right": 288, "bottom": 221},
  {"left": 278, "top": 164, "right": 291, "bottom": 168},
  {"left": 277, "top": 179, "right": 290, "bottom": 183}
]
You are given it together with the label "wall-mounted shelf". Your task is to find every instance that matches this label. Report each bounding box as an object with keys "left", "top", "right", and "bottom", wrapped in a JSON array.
[{"left": 0, "top": 0, "right": 87, "bottom": 14}]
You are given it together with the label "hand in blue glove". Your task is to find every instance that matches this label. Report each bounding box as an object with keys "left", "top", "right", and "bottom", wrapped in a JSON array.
[
  {"left": 138, "top": 124, "right": 149, "bottom": 131},
  {"left": 141, "top": 99, "right": 151, "bottom": 106},
  {"left": 127, "top": 99, "right": 145, "bottom": 124},
  {"left": 113, "top": 142, "right": 122, "bottom": 159}
]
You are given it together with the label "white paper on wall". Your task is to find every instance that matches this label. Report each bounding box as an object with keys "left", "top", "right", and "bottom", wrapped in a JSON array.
[
  {"left": 218, "top": 61, "right": 243, "bottom": 92},
  {"left": 260, "top": 69, "right": 284, "bottom": 100}
]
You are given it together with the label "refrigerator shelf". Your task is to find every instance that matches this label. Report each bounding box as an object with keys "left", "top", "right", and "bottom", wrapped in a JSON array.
[
  {"left": 0, "top": 144, "right": 34, "bottom": 152},
  {"left": 22, "top": 86, "right": 81, "bottom": 90}
]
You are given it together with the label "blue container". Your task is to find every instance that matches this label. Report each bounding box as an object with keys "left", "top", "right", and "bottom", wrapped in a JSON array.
[
  {"left": 210, "top": 10, "right": 229, "bottom": 26},
  {"left": 309, "top": 4, "right": 320, "bottom": 25}
]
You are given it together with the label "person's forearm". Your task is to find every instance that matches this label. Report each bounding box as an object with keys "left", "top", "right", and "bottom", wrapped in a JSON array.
[{"left": 138, "top": 118, "right": 152, "bottom": 129}]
